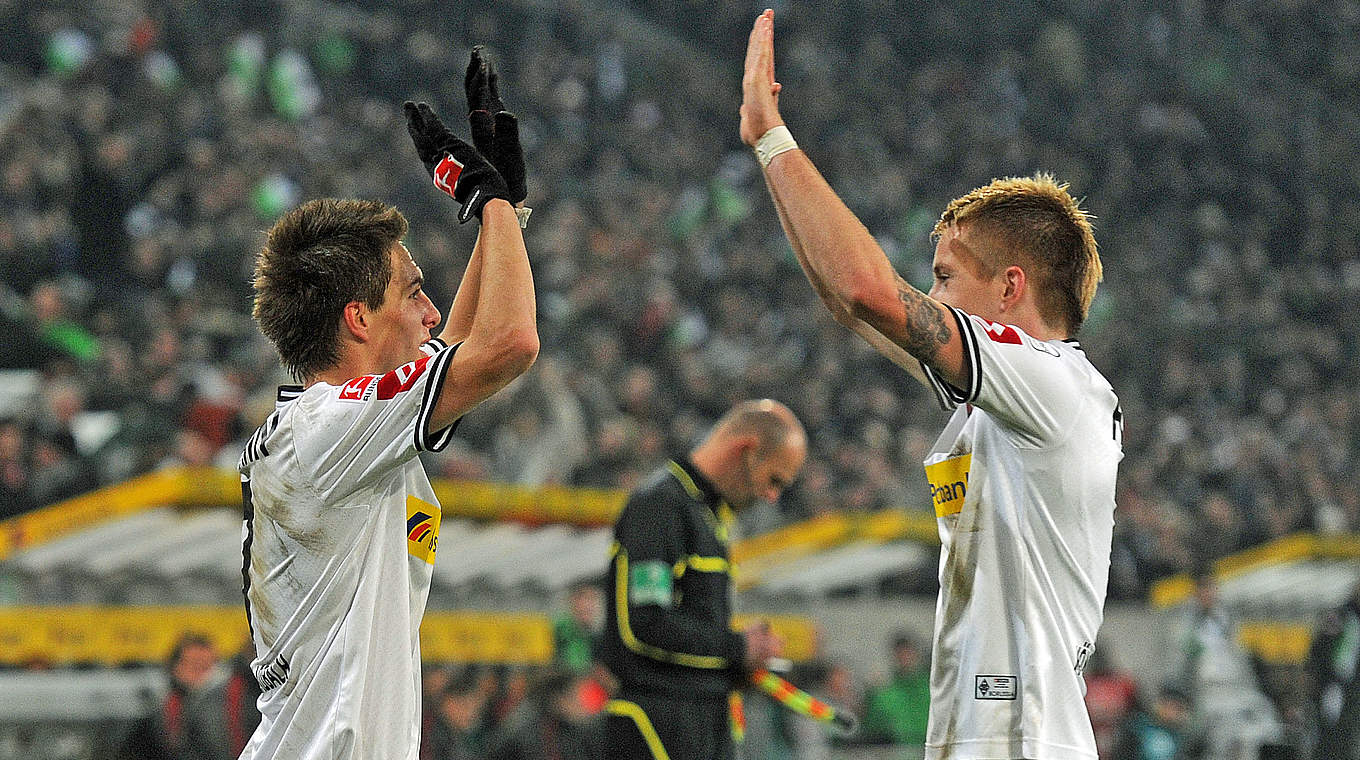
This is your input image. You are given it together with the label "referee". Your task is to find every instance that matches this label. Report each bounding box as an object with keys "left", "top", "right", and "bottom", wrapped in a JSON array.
[{"left": 601, "top": 400, "right": 805, "bottom": 760}]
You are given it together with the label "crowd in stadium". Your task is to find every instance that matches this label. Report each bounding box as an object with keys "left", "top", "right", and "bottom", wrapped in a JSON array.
[{"left": 2, "top": 0, "right": 1358, "bottom": 608}]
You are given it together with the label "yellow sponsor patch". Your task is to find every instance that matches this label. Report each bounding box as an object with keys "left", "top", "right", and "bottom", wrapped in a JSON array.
[
  {"left": 405, "top": 495, "right": 441, "bottom": 564},
  {"left": 925, "top": 453, "right": 971, "bottom": 517}
]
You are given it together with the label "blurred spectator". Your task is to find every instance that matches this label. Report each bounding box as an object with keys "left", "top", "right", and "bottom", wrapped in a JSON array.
[
  {"left": 424, "top": 667, "right": 491, "bottom": 760},
  {"left": 552, "top": 581, "right": 603, "bottom": 676},
  {"left": 118, "top": 633, "right": 232, "bottom": 760},
  {"left": 484, "top": 669, "right": 603, "bottom": 760},
  {"left": 1307, "top": 581, "right": 1360, "bottom": 760},
  {"left": 224, "top": 645, "right": 263, "bottom": 758},
  {"left": 1169, "top": 573, "right": 1284, "bottom": 760},
  {"left": 0, "top": 418, "right": 36, "bottom": 517},
  {"left": 0, "top": 0, "right": 1354, "bottom": 612},
  {"left": 1114, "top": 684, "right": 1205, "bottom": 760},
  {"left": 1083, "top": 646, "right": 1140, "bottom": 759},
  {"left": 861, "top": 632, "right": 930, "bottom": 747}
]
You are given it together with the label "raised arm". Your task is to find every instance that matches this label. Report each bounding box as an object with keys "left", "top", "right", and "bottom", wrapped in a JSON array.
[
  {"left": 440, "top": 48, "right": 532, "bottom": 346},
  {"left": 403, "top": 94, "right": 538, "bottom": 434},
  {"left": 427, "top": 199, "right": 537, "bottom": 431},
  {"left": 762, "top": 171, "right": 930, "bottom": 386},
  {"left": 741, "top": 10, "right": 964, "bottom": 389}
]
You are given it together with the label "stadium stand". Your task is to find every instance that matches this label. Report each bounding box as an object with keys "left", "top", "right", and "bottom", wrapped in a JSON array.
[{"left": 3, "top": 0, "right": 1360, "bottom": 757}]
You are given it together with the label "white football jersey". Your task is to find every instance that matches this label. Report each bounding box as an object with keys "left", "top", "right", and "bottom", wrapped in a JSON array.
[
  {"left": 919, "top": 308, "right": 1122, "bottom": 760},
  {"left": 237, "top": 339, "right": 457, "bottom": 760}
]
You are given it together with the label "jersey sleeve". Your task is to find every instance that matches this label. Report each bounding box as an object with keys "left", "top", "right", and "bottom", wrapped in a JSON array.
[
  {"left": 919, "top": 307, "right": 1083, "bottom": 446},
  {"left": 299, "top": 339, "right": 462, "bottom": 499},
  {"left": 611, "top": 492, "right": 746, "bottom": 670}
]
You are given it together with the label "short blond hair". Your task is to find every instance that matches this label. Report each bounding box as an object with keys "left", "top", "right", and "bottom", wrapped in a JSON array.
[{"left": 932, "top": 173, "right": 1101, "bottom": 334}]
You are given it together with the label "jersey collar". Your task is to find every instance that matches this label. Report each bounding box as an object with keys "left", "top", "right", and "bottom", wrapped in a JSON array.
[
  {"left": 667, "top": 457, "right": 735, "bottom": 542},
  {"left": 276, "top": 385, "right": 303, "bottom": 409},
  {"left": 668, "top": 457, "right": 725, "bottom": 508}
]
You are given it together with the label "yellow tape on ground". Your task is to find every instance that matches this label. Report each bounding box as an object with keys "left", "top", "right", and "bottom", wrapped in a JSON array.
[{"left": 0, "top": 607, "right": 556, "bottom": 666}]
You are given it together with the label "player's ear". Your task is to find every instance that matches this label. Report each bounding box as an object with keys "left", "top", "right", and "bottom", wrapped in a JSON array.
[
  {"left": 341, "top": 301, "right": 369, "bottom": 341},
  {"left": 734, "top": 433, "right": 761, "bottom": 457},
  {"left": 999, "top": 265, "right": 1026, "bottom": 312}
]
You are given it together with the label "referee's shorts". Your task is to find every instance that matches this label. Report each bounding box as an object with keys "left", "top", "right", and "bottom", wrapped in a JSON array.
[{"left": 604, "top": 691, "right": 733, "bottom": 760}]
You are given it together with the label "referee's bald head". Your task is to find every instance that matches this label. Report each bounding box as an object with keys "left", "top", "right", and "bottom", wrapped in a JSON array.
[{"left": 706, "top": 399, "right": 805, "bottom": 455}]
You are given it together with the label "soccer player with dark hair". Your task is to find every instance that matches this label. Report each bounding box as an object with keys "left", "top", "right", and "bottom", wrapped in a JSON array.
[
  {"left": 238, "top": 49, "right": 537, "bottom": 760},
  {"left": 741, "top": 12, "right": 1122, "bottom": 760},
  {"left": 601, "top": 400, "right": 805, "bottom": 760}
]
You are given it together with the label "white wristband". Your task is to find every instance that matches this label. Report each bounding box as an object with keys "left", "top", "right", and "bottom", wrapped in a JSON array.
[
  {"left": 515, "top": 206, "right": 532, "bottom": 229},
  {"left": 754, "top": 125, "right": 798, "bottom": 168}
]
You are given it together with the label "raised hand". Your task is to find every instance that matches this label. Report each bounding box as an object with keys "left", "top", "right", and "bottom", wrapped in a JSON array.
[
  {"left": 740, "top": 9, "right": 785, "bottom": 147},
  {"left": 403, "top": 100, "right": 509, "bottom": 224},
  {"left": 464, "top": 47, "right": 527, "bottom": 206}
]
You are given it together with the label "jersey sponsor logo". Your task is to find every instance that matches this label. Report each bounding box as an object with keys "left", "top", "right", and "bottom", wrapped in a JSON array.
[
  {"left": 254, "top": 652, "right": 290, "bottom": 692},
  {"left": 405, "top": 495, "right": 441, "bottom": 564},
  {"left": 341, "top": 355, "right": 434, "bottom": 403},
  {"left": 338, "top": 374, "right": 376, "bottom": 402},
  {"left": 377, "top": 355, "right": 432, "bottom": 400},
  {"left": 975, "top": 675, "right": 1017, "bottom": 700},
  {"left": 433, "top": 154, "right": 464, "bottom": 196},
  {"left": 979, "top": 318, "right": 1023, "bottom": 345},
  {"left": 925, "top": 453, "right": 971, "bottom": 518}
]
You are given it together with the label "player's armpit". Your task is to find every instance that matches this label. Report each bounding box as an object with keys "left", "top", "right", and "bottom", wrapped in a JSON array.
[
  {"left": 425, "top": 324, "right": 537, "bottom": 434},
  {"left": 845, "top": 318, "right": 930, "bottom": 388}
]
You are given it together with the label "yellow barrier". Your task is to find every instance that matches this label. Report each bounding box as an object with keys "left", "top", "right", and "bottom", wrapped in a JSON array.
[
  {"left": 0, "top": 468, "right": 942, "bottom": 566},
  {"left": 0, "top": 607, "right": 820, "bottom": 667},
  {"left": 1150, "top": 532, "right": 1360, "bottom": 608},
  {"left": 0, "top": 467, "right": 239, "bottom": 559},
  {"left": 0, "top": 606, "right": 251, "bottom": 667},
  {"left": 1238, "top": 622, "right": 1314, "bottom": 665}
]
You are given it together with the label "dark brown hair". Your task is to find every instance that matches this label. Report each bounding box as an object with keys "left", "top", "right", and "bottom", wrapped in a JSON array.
[{"left": 252, "top": 199, "right": 408, "bottom": 380}]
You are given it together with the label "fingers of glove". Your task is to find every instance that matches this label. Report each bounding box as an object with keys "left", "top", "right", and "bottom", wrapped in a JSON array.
[
  {"left": 465, "top": 47, "right": 484, "bottom": 110},
  {"left": 403, "top": 101, "right": 426, "bottom": 142},
  {"left": 491, "top": 112, "right": 526, "bottom": 202},
  {"left": 466, "top": 49, "right": 493, "bottom": 114},
  {"left": 404, "top": 101, "right": 443, "bottom": 170},
  {"left": 468, "top": 109, "right": 495, "bottom": 156},
  {"left": 486, "top": 67, "right": 506, "bottom": 113},
  {"left": 416, "top": 102, "right": 446, "bottom": 133}
]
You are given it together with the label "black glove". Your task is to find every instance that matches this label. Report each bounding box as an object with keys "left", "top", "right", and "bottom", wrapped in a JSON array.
[
  {"left": 403, "top": 100, "right": 509, "bottom": 224},
  {"left": 464, "top": 47, "right": 527, "bottom": 205}
]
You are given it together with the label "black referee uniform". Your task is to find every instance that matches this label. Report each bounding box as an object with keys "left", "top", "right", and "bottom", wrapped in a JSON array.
[{"left": 600, "top": 457, "right": 746, "bottom": 760}]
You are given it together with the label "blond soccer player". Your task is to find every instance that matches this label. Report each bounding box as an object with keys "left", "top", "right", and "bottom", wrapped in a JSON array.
[{"left": 741, "top": 11, "right": 1123, "bottom": 760}]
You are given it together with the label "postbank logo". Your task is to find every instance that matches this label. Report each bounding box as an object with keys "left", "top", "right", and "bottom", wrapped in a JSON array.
[
  {"left": 405, "top": 495, "right": 441, "bottom": 564},
  {"left": 925, "top": 453, "right": 971, "bottom": 517}
]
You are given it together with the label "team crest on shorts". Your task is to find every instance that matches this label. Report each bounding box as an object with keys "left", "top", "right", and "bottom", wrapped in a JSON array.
[{"left": 975, "top": 675, "right": 1017, "bottom": 700}]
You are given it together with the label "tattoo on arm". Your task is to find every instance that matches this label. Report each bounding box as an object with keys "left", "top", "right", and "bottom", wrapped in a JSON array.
[{"left": 897, "top": 287, "right": 951, "bottom": 365}]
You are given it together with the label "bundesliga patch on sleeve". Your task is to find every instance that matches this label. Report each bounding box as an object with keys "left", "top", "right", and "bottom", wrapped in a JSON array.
[
  {"left": 975, "top": 675, "right": 1017, "bottom": 700},
  {"left": 629, "top": 560, "right": 674, "bottom": 606}
]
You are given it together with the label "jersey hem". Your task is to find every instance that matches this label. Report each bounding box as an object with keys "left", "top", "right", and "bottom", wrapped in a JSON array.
[{"left": 923, "top": 737, "right": 1097, "bottom": 760}]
